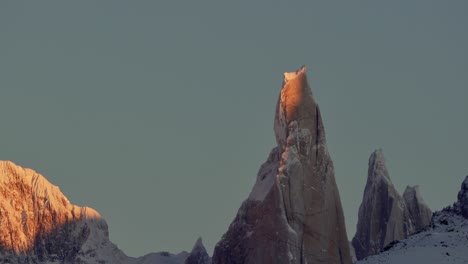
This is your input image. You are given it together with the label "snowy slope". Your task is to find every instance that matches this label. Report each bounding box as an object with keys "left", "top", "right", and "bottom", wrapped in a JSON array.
[{"left": 357, "top": 209, "right": 468, "bottom": 264}]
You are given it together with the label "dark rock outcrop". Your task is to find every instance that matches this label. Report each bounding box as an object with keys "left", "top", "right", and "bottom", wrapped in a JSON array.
[
  {"left": 212, "top": 66, "right": 352, "bottom": 264},
  {"left": 456, "top": 176, "right": 468, "bottom": 218}
]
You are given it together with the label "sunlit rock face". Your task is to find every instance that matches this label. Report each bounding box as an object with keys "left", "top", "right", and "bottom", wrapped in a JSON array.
[
  {"left": 212, "top": 66, "right": 352, "bottom": 264},
  {"left": 351, "top": 150, "right": 415, "bottom": 260},
  {"left": 0, "top": 160, "right": 128, "bottom": 264},
  {"left": 403, "top": 185, "right": 432, "bottom": 232}
]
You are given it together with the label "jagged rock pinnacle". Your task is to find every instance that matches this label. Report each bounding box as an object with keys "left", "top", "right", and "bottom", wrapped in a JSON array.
[
  {"left": 403, "top": 185, "right": 432, "bottom": 232},
  {"left": 185, "top": 237, "right": 211, "bottom": 264},
  {"left": 213, "top": 66, "right": 352, "bottom": 264},
  {"left": 352, "top": 150, "right": 433, "bottom": 260}
]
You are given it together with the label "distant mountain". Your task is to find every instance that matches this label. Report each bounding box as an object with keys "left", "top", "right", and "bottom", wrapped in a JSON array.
[
  {"left": 1, "top": 63, "right": 466, "bottom": 264},
  {"left": 212, "top": 66, "right": 352, "bottom": 264},
  {"left": 351, "top": 150, "right": 432, "bottom": 260},
  {"left": 0, "top": 160, "right": 128, "bottom": 264},
  {"left": 131, "top": 251, "right": 189, "bottom": 264},
  {"left": 185, "top": 238, "right": 211, "bottom": 264},
  {"left": 0, "top": 160, "right": 210, "bottom": 264},
  {"left": 357, "top": 175, "right": 468, "bottom": 264}
]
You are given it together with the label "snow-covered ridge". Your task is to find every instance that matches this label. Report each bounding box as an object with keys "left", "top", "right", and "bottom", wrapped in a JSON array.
[{"left": 357, "top": 208, "right": 468, "bottom": 264}]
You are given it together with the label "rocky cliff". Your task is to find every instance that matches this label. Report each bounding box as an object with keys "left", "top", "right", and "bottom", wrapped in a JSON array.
[
  {"left": 212, "top": 66, "right": 352, "bottom": 264},
  {"left": 0, "top": 160, "right": 128, "bottom": 264}
]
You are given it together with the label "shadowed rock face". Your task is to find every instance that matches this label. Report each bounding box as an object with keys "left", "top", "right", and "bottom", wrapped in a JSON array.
[
  {"left": 351, "top": 150, "right": 415, "bottom": 260},
  {"left": 403, "top": 185, "right": 432, "bottom": 232},
  {"left": 185, "top": 238, "right": 211, "bottom": 264},
  {"left": 212, "top": 66, "right": 352, "bottom": 264},
  {"left": 0, "top": 160, "right": 128, "bottom": 264},
  {"left": 456, "top": 176, "right": 468, "bottom": 218}
]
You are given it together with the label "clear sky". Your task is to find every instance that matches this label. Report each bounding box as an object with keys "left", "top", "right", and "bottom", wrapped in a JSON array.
[{"left": 1, "top": 0, "right": 467, "bottom": 258}]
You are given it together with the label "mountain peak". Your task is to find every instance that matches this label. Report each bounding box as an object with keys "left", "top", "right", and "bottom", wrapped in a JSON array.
[
  {"left": 191, "top": 237, "right": 206, "bottom": 253},
  {"left": 367, "top": 149, "right": 392, "bottom": 184},
  {"left": 185, "top": 237, "right": 211, "bottom": 264},
  {"left": 283, "top": 65, "right": 307, "bottom": 83},
  {"left": 403, "top": 185, "right": 432, "bottom": 232},
  {"left": 353, "top": 150, "right": 416, "bottom": 260},
  {"left": 274, "top": 65, "right": 322, "bottom": 150},
  {"left": 214, "top": 65, "right": 351, "bottom": 264},
  {"left": 0, "top": 160, "right": 128, "bottom": 263}
]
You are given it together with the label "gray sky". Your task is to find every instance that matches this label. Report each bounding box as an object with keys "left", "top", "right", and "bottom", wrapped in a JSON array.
[{"left": 1, "top": 0, "right": 467, "bottom": 257}]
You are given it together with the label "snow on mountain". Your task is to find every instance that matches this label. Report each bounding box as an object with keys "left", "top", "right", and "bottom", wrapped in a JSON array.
[
  {"left": 355, "top": 175, "right": 468, "bottom": 263},
  {"left": 212, "top": 66, "right": 352, "bottom": 264},
  {"left": 357, "top": 209, "right": 468, "bottom": 264}
]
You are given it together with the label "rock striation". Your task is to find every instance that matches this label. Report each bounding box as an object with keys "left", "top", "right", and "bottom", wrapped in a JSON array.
[
  {"left": 403, "top": 185, "right": 432, "bottom": 232},
  {"left": 212, "top": 66, "right": 352, "bottom": 264},
  {"left": 0, "top": 160, "right": 128, "bottom": 264},
  {"left": 185, "top": 238, "right": 211, "bottom": 264}
]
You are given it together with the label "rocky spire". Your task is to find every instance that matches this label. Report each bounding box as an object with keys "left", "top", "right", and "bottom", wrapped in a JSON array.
[
  {"left": 403, "top": 185, "right": 432, "bottom": 232},
  {"left": 352, "top": 150, "right": 415, "bottom": 260},
  {"left": 185, "top": 237, "right": 211, "bottom": 264},
  {"left": 212, "top": 66, "right": 352, "bottom": 264}
]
